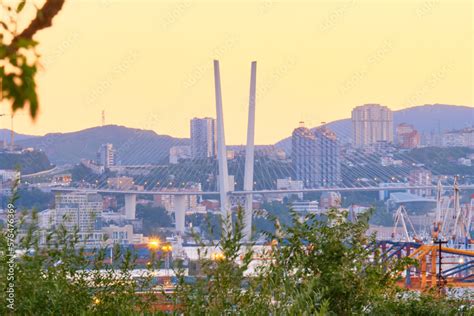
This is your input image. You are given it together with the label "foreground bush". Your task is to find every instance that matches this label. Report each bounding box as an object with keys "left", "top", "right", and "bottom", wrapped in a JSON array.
[
  {"left": 1, "top": 203, "right": 472, "bottom": 315},
  {"left": 0, "top": 209, "right": 158, "bottom": 315}
]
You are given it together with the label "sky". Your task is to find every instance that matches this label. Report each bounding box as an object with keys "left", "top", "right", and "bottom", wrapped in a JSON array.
[{"left": 6, "top": 0, "right": 474, "bottom": 144}]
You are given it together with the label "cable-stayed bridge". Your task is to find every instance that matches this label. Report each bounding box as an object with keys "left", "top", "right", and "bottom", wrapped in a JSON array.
[
  {"left": 52, "top": 185, "right": 474, "bottom": 196},
  {"left": 46, "top": 60, "right": 473, "bottom": 240}
]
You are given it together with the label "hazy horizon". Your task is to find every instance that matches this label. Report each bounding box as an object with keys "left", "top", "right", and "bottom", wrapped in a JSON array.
[
  {"left": 6, "top": 0, "right": 473, "bottom": 144},
  {"left": 4, "top": 103, "right": 473, "bottom": 144}
]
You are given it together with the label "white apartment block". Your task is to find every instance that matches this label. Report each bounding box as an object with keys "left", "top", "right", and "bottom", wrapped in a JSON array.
[
  {"left": 54, "top": 192, "right": 103, "bottom": 245},
  {"left": 352, "top": 104, "right": 393, "bottom": 148}
]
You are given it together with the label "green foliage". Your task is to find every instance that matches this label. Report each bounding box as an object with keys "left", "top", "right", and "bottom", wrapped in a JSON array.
[
  {"left": 173, "top": 208, "right": 472, "bottom": 315},
  {"left": 0, "top": 42, "right": 39, "bottom": 118},
  {"left": 397, "top": 147, "right": 474, "bottom": 176},
  {"left": 1, "top": 0, "right": 65, "bottom": 118},
  {"left": 70, "top": 163, "right": 117, "bottom": 184},
  {"left": 0, "top": 187, "right": 159, "bottom": 315},
  {"left": 253, "top": 201, "right": 293, "bottom": 235},
  {"left": 136, "top": 204, "right": 173, "bottom": 235},
  {"left": 174, "top": 208, "right": 261, "bottom": 315},
  {"left": 0, "top": 150, "right": 53, "bottom": 175},
  {"left": 10, "top": 187, "right": 53, "bottom": 211},
  {"left": 368, "top": 203, "right": 394, "bottom": 226},
  {"left": 0, "top": 216, "right": 159, "bottom": 315},
  {"left": 1, "top": 195, "right": 472, "bottom": 314},
  {"left": 370, "top": 291, "right": 472, "bottom": 316},
  {"left": 254, "top": 210, "right": 405, "bottom": 315},
  {"left": 1, "top": 8, "right": 38, "bottom": 118}
]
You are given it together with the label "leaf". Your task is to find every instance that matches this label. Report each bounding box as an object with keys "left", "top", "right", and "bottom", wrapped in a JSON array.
[
  {"left": 0, "top": 21, "right": 9, "bottom": 31},
  {"left": 17, "top": 0, "right": 26, "bottom": 13},
  {"left": 16, "top": 38, "right": 38, "bottom": 48}
]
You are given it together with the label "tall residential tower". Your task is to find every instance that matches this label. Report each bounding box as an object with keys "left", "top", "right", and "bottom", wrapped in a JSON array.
[
  {"left": 315, "top": 126, "right": 341, "bottom": 187},
  {"left": 292, "top": 123, "right": 319, "bottom": 188},
  {"left": 97, "top": 143, "right": 116, "bottom": 168},
  {"left": 190, "top": 117, "right": 217, "bottom": 159},
  {"left": 351, "top": 104, "right": 393, "bottom": 148},
  {"left": 292, "top": 123, "right": 341, "bottom": 188},
  {"left": 54, "top": 192, "right": 103, "bottom": 245}
]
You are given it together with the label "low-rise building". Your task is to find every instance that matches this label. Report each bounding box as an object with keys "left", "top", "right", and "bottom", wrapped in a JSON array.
[
  {"left": 289, "top": 200, "right": 319, "bottom": 213},
  {"left": 0, "top": 169, "right": 20, "bottom": 182},
  {"left": 169, "top": 146, "right": 191, "bottom": 164},
  {"left": 38, "top": 208, "right": 56, "bottom": 229},
  {"left": 442, "top": 128, "right": 474, "bottom": 148},
  {"left": 320, "top": 191, "right": 341, "bottom": 209},
  {"left": 409, "top": 169, "right": 433, "bottom": 197},
  {"left": 52, "top": 174, "right": 72, "bottom": 186},
  {"left": 266, "top": 178, "right": 304, "bottom": 201},
  {"left": 201, "top": 199, "right": 220, "bottom": 211},
  {"left": 381, "top": 156, "right": 403, "bottom": 167},
  {"left": 396, "top": 123, "right": 420, "bottom": 149},
  {"left": 458, "top": 158, "right": 472, "bottom": 166},
  {"left": 102, "top": 224, "right": 145, "bottom": 245}
]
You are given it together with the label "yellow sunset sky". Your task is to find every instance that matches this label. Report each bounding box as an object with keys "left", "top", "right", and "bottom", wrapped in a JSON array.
[{"left": 8, "top": 0, "right": 474, "bottom": 144}]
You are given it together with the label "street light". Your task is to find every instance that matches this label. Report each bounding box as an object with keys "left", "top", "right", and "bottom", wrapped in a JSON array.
[
  {"left": 148, "top": 238, "right": 160, "bottom": 250},
  {"left": 211, "top": 252, "right": 225, "bottom": 261},
  {"left": 162, "top": 244, "right": 172, "bottom": 252}
]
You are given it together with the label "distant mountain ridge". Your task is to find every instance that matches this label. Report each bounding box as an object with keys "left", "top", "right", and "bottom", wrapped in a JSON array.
[
  {"left": 275, "top": 104, "right": 473, "bottom": 153},
  {"left": 14, "top": 104, "right": 473, "bottom": 164},
  {"left": 0, "top": 129, "right": 39, "bottom": 143},
  {"left": 16, "top": 125, "right": 189, "bottom": 165}
]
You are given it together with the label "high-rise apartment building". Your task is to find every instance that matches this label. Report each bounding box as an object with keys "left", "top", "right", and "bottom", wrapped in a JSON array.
[
  {"left": 292, "top": 123, "right": 341, "bottom": 188},
  {"left": 352, "top": 104, "right": 393, "bottom": 148},
  {"left": 190, "top": 117, "right": 217, "bottom": 159},
  {"left": 315, "top": 126, "right": 341, "bottom": 187},
  {"left": 54, "top": 192, "right": 103, "bottom": 244},
  {"left": 97, "top": 143, "right": 116, "bottom": 168},
  {"left": 292, "top": 123, "right": 319, "bottom": 188}
]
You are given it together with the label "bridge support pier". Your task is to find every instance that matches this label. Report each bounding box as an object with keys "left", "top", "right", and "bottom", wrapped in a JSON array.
[
  {"left": 175, "top": 195, "right": 186, "bottom": 235},
  {"left": 124, "top": 193, "right": 136, "bottom": 220}
]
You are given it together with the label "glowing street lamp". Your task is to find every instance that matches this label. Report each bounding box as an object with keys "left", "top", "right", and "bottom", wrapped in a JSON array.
[
  {"left": 162, "top": 244, "right": 173, "bottom": 252},
  {"left": 148, "top": 238, "right": 160, "bottom": 250},
  {"left": 211, "top": 252, "right": 225, "bottom": 261}
]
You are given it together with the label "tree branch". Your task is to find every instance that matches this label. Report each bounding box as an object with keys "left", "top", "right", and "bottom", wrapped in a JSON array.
[{"left": 9, "top": 0, "right": 66, "bottom": 50}]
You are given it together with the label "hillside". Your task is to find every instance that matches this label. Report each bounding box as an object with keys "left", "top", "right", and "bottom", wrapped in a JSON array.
[
  {"left": 275, "top": 104, "right": 473, "bottom": 153},
  {"left": 0, "top": 129, "right": 39, "bottom": 143},
  {"left": 16, "top": 125, "right": 189, "bottom": 165},
  {"left": 0, "top": 150, "right": 53, "bottom": 175},
  {"left": 13, "top": 104, "right": 473, "bottom": 164}
]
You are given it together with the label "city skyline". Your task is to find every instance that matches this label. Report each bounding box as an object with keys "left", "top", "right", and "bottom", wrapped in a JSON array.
[
  {"left": 5, "top": 0, "right": 473, "bottom": 145},
  {"left": 1, "top": 1, "right": 473, "bottom": 311},
  {"left": 6, "top": 103, "right": 472, "bottom": 147}
]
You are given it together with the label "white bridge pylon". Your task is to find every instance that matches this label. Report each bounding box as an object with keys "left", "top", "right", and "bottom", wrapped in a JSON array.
[{"left": 214, "top": 60, "right": 257, "bottom": 240}]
